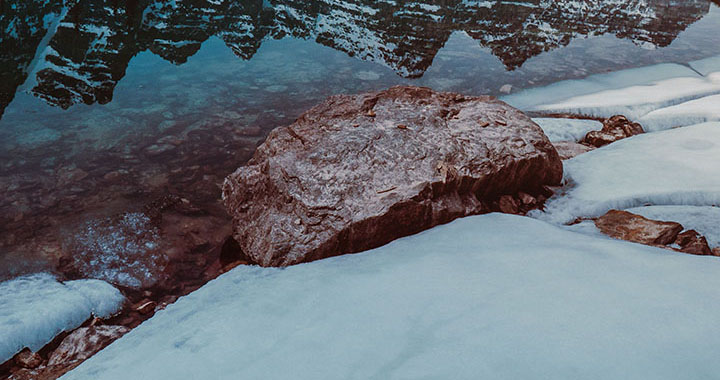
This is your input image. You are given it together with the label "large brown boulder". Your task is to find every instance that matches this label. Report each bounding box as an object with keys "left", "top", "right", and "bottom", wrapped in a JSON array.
[{"left": 222, "top": 86, "right": 562, "bottom": 266}]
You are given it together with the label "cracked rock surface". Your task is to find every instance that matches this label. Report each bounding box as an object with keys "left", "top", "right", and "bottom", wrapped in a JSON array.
[{"left": 223, "top": 86, "right": 562, "bottom": 266}]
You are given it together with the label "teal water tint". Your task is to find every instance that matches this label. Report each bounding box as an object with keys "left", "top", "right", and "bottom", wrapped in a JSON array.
[{"left": 1, "top": 0, "right": 720, "bottom": 279}]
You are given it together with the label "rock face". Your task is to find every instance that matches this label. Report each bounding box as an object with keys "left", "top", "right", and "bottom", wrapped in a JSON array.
[
  {"left": 48, "top": 326, "right": 129, "bottom": 367},
  {"left": 581, "top": 115, "right": 644, "bottom": 147},
  {"left": 223, "top": 86, "right": 562, "bottom": 266},
  {"left": 595, "top": 210, "right": 683, "bottom": 245},
  {"left": 675, "top": 230, "right": 713, "bottom": 256}
]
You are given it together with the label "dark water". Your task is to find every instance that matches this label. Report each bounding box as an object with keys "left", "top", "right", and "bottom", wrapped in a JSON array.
[{"left": 2, "top": 0, "right": 720, "bottom": 279}]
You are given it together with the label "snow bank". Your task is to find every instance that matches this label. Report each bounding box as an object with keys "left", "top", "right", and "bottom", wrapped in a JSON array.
[
  {"left": 504, "top": 62, "right": 720, "bottom": 122},
  {"left": 0, "top": 273, "right": 124, "bottom": 364},
  {"left": 532, "top": 117, "right": 602, "bottom": 142},
  {"left": 638, "top": 94, "right": 720, "bottom": 132},
  {"left": 533, "top": 122, "right": 720, "bottom": 224},
  {"left": 625, "top": 206, "right": 720, "bottom": 248},
  {"left": 63, "top": 214, "right": 720, "bottom": 380}
]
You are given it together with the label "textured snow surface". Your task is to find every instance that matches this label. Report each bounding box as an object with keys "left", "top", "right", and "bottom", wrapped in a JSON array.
[
  {"left": 63, "top": 214, "right": 720, "bottom": 380},
  {"left": 533, "top": 122, "right": 720, "bottom": 224},
  {"left": 0, "top": 273, "right": 124, "bottom": 364},
  {"left": 638, "top": 94, "right": 720, "bottom": 132},
  {"left": 532, "top": 117, "right": 602, "bottom": 142},
  {"left": 504, "top": 61, "right": 720, "bottom": 125},
  {"left": 625, "top": 206, "right": 720, "bottom": 248}
]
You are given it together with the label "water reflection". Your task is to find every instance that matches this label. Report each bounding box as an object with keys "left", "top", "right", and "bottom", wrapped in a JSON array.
[{"left": 1, "top": 0, "right": 716, "bottom": 115}]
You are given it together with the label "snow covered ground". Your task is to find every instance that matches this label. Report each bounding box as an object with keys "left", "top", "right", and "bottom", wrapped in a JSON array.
[
  {"left": 533, "top": 122, "right": 720, "bottom": 224},
  {"left": 504, "top": 55, "right": 720, "bottom": 132},
  {"left": 61, "top": 214, "right": 720, "bottom": 379},
  {"left": 0, "top": 273, "right": 124, "bottom": 364}
]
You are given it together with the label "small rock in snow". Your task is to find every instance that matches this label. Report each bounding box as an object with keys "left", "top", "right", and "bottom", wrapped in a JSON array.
[{"left": 595, "top": 210, "right": 683, "bottom": 246}]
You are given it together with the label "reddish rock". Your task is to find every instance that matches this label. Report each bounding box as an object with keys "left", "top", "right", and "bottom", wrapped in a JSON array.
[
  {"left": 675, "top": 230, "right": 713, "bottom": 255},
  {"left": 581, "top": 115, "right": 644, "bottom": 147},
  {"left": 135, "top": 300, "right": 157, "bottom": 315},
  {"left": 552, "top": 140, "right": 595, "bottom": 160},
  {"left": 48, "top": 326, "right": 129, "bottom": 367},
  {"left": 14, "top": 349, "right": 42, "bottom": 369},
  {"left": 595, "top": 210, "right": 683, "bottom": 245},
  {"left": 223, "top": 86, "right": 562, "bottom": 266},
  {"left": 498, "top": 195, "right": 520, "bottom": 214}
]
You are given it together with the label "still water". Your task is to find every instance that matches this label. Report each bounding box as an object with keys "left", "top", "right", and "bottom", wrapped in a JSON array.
[{"left": 2, "top": 0, "right": 720, "bottom": 279}]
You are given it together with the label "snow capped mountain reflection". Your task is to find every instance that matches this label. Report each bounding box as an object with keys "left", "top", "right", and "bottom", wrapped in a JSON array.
[{"left": 0, "top": 0, "right": 715, "bottom": 115}]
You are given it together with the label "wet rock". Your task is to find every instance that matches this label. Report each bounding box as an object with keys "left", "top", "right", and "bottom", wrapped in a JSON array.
[
  {"left": 581, "top": 115, "right": 644, "bottom": 147},
  {"left": 675, "top": 230, "right": 713, "bottom": 255},
  {"left": 552, "top": 140, "right": 595, "bottom": 160},
  {"left": 223, "top": 86, "right": 562, "bottom": 266},
  {"left": 518, "top": 192, "right": 536, "bottom": 206},
  {"left": 56, "top": 167, "right": 88, "bottom": 186},
  {"left": 134, "top": 300, "right": 157, "bottom": 315},
  {"left": 60, "top": 212, "right": 167, "bottom": 289},
  {"left": 595, "top": 210, "right": 683, "bottom": 245},
  {"left": 47, "top": 325, "right": 129, "bottom": 366},
  {"left": 498, "top": 195, "right": 520, "bottom": 214},
  {"left": 14, "top": 349, "right": 42, "bottom": 369}
]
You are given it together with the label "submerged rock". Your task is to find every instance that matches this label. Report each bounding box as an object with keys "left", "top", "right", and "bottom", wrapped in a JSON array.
[
  {"left": 552, "top": 140, "right": 595, "bottom": 160},
  {"left": 223, "top": 86, "right": 562, "bottom": 266},
  {"left": 581, "top": 115, "right": 644, "bottom": 147},
  {"left": 595, "top": 210, "right": 683, "bottom": 246}
]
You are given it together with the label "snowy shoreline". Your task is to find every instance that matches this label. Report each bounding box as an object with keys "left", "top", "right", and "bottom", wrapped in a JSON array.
[{"left": 4, "top": 54, "right": 720, "bottom": 379}]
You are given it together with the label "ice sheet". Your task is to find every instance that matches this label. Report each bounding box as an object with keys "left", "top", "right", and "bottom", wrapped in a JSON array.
[{"left": 532, "top": 117, "right": 602, "bottom": 142}]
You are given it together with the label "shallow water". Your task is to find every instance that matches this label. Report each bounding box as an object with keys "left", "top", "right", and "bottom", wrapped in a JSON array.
[{"left": 2, "top": 0, "right": 720, "bottom": 280}]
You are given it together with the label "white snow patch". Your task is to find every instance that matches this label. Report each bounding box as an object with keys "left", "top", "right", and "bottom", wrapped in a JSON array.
[
  {"left": 625, "top": 206, "right": 720, "bottom": 248},
  {"left": 504, "top": 63, "right": 720, "bottom": 120},
  {"left": 532, "top": 122, "right": 720, "bottom": 224},
  {"left": 639, "top": 94, "right": 720, "bottom": 132},
  {"left": 63, "top": 214, "right": 720, "bottom": 380},
  {"left": 0, "top": 273, "right": 124, "bottom": 364},
  {"left": 532, "top": 117, "right": 602, "bottom": 142}
]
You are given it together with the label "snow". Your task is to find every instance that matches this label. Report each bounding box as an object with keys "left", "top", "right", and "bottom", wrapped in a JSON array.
[
  {"left": 503, "top": 63, "right": 720, "bottom": 121},
  {"left": 0, "top": 273, "right": 124, "bottom": 364},
  {"left": 63, "top": 213, "right": 720, "bottom": 380},
  {"left": 638, "top": 94, "right": 720, "bottom": 132},
  {"left": 532, "top": 117, "right": 602, "bottom": 142},
  {"left": 532, "top": 122, "right": 720, "bottom": 224},
  {"left": 625, "top": 206, "right": 720, "bottom": 248}
]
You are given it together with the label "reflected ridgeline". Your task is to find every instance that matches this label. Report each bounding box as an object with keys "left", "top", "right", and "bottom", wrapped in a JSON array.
[{"left": 0, "top": 0, "right": 714, "bottom": 115}]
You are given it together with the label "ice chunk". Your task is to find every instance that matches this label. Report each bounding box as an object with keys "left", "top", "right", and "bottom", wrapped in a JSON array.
[
  {"left": 532, "top": 117, "right": 602, "bottom": 142},
  {"left": 639, "top": 94, "right": 720, "bottom": 132},
  {"left": 533, "top": 122, "right": 720, "bottom": 224},
  {"left": 503, "top": 63, "right": 701, "bottom": 111},
  {"left": 625, "top": 206, "right": 720, "bottom": 248},
  {"left": 504, "top": 63, "right": 720, "bottom": 120},
  {"left": 689, "top": 54, "right": 720, "bottom": 76},
  {"left": 63, "top": 214, "right": 720, "bottom": 380},
  {"left": 0, "top": 273, "right": 124, "bottom": 364}
]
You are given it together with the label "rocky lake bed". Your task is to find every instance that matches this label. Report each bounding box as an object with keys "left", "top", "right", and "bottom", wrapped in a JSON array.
[{"left": 3, "top": 1, "right": 720, "bottom": 379}]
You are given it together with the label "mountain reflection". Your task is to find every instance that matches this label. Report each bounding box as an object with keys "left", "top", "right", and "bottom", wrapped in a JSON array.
[{"left": 0, "top": 0, "right": 715, "bottom": 115}]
